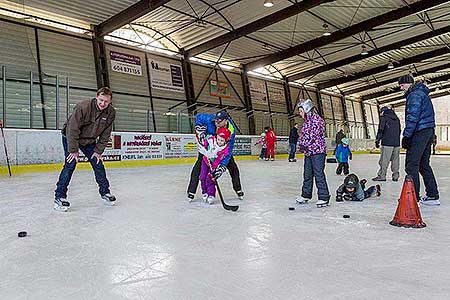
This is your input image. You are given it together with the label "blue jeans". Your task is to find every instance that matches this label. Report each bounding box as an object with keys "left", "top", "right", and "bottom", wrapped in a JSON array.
[
  {"left": 289, "top": 143, "right": 296, "bottom": 160},
  {"left": 302, "top": 153, "right": 330, "bottom": 201},
  {"left": 55, "top": 136, "right": 110, "bottom": 199}
]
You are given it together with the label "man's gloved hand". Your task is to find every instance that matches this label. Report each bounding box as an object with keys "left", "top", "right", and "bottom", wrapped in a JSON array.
[
  {"left": 212, "top": 165, "right": 227, "bottom": 180},
  {"left": 195, "top": 125, "right": 207, "bottom": 144},
  {"left": 343, "top": 194, "right": 353, "bottom": 201},
  {"left": 336, "top": 194, "right": 343, "bottom": 202},
  {"left": 375, "top": 140, "right": 380, "bottom": 148},
  {"left": 401, "top": 136, "right": 411, "bottom": 150}
]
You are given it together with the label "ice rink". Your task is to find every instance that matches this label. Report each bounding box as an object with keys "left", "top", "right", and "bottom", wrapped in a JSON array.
[{"left": 1, "top": 154, "right": 449, "bottom": 300}]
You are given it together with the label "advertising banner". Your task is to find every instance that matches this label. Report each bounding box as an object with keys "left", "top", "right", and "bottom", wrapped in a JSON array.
[
  {"left": 120, "top": 133, "right": 165, "bottom": 160},
  {"left": 267, "top": 84, "right": 285, "bottom": 105},
  {"left": 110, "top": 51, "right": 142, "bottom": 76},
  {"left": 165, "top": 135, "right": 198, "bottom": 158},
  {"left": 232, "top": 137, "right": 252, "bottom": 156},
  {"left": 210, "top": 80, "right": 231, "bottom": 98},
  {"left": 249, "top": 79, "right": 268, "bottom": 105},
  {"left": 149, "top": 60, "right": 184, "bottom": 92}
]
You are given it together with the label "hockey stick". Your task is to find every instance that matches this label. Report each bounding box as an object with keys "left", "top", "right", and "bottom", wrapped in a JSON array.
[
  {"left": 0, "top": 124, "right": 12, "bottom": 176},
  {"left": 204, "top": 152, "right": 239, "bottom": 212}
]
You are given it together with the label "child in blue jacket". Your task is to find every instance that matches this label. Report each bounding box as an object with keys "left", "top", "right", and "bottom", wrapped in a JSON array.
[{"left": 335, "top": 138, "right": 352, "bottom": 175}]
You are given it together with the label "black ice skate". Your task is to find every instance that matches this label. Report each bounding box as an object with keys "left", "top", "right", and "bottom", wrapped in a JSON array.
[
  {"left": 54, "top": 198, "right": 70, "bottom": 212},
  {"left": 101, "top": 193, "right": 116, "bottom": 206},
  {"left": 316, "top": 199, "right": 329, "bottom": 208}
]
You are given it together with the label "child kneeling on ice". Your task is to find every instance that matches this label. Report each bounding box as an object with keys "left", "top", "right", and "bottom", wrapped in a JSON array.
[
  {"left": 336, "top": 174, "right": 381, "bottom": 202},
  {"left": 199, "top": 127, "right": 231, "bottom": 204},
  {"left": 335, "top": 137, "right": 352, "bottom": 175}
]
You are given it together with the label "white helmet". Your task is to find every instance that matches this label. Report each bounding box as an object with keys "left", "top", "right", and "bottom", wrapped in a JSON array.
[{"left": 298, "top": 99, "right": 314, "bottom": 114}]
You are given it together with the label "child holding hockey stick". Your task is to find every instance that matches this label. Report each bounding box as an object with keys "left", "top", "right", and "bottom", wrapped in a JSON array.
[
  {"left": 198, "top": 127, "right": 232, "bottom": 205},
  {"left": 255, "top": 132, "right": 267, "bottom": 160},
  {"left": 335, "top": 174, "right": 381, "bottom": 202}
]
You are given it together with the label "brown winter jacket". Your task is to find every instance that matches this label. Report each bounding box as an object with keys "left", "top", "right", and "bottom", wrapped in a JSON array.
[{"left": 62, "top": 98, "right": 116, "bottom": 154}]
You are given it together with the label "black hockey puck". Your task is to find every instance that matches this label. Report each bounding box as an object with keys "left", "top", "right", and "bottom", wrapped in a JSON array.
[
  {"left": 18, "top": 231, "right": 27, "bottom": 237},
  {"left": 343, "top": 215, "right": 350, "bottom": 219},
  {"left": 289, "top": 207, "right": 295, "bottom": 211}
]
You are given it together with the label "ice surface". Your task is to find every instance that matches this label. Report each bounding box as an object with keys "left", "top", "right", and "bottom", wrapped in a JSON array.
[{"left": 1, "top": 154, "right": 450, "bottom": 300}]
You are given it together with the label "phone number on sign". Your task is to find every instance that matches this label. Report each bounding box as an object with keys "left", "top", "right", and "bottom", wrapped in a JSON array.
[{"left": 112, "top": 64, "right": 142, "bottom": 75}]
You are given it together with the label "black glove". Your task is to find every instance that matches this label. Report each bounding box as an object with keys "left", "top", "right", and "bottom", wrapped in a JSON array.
[
  {"left": 195, "top": 125, "right": 207, "bottom": 144},
  {"left": 343, "top": 194, "right": 353, "bottom": 201},
  {"left": 375, "top": 140, "right": 380, "bottom": 148},
  {"left": 336, "top": 194, "right": 343, "bottom": 202},
  {"left": 401, "top": 137, "right": 410, "bottom": 150},
  {"left": 212, "top": 165, "right": 227, "bottom": 180}
]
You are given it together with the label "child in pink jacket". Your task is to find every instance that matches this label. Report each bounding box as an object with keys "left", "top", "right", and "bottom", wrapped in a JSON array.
[{"left": 199, "top": 127, "right": 231, "bottom": 204}]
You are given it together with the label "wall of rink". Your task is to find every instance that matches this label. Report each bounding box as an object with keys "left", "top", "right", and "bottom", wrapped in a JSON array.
[{"left": 0, "top": 129, "right": 375, "bottom": 166}]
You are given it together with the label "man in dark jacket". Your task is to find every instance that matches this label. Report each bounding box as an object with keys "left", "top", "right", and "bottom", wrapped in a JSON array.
[
  {"left": 372, "top": 106, "right": 401, "bottom": 182},
  {"left": 288, "top": 123, "right": 300, "bottom": 162},
  {"left": 334, "top": 128, "right": 346, "bottom": 155},
  {"left": 54, "top": 87, "right": 116, "bottom": 212},
  {"left": 399, "top": 74, "right": 439, "bottom": 205}
]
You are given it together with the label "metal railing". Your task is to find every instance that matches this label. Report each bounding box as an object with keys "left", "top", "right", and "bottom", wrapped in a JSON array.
[
  {"left": 0, "top": 65, "right": 70, "bottom": 130},
  {"left": 323, "top": 119, "right": 368, "bottom": 140}
]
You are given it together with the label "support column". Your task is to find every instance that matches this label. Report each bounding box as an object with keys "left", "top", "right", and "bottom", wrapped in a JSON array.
[
  {"left": 34, "top": 28, "right": 47, "bottom": 129},
  {"left": 181, "top": 51, "right": 196, "bottom": 133},
  {"left": 283, "top": 78, "right": 294, "bottom": 127},
  {"left": 360, "top": 101, "right": 370, "bottom": 139},
  {"left": 145, "top": 53, "right": 157, "bottom": 132},
  {"left": 264, "top": 81, "right": 274, "bottom": 129},
  {"left": 340, "top": 93, "right": 349, "bottom": 133},
  {"left": 315, "top": 90, "right": 324, "bottom": 117},
  {"left": 241, "top": 66, "right": 256, "bottom": 135},
  {"left": 92, "top": 25, "right": 110, "bottom": 89}
]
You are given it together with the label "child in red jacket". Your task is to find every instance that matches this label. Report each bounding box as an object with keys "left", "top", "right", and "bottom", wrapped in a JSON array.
[{"left": 265, "top": 127, "right": 277, "bottom": 161}]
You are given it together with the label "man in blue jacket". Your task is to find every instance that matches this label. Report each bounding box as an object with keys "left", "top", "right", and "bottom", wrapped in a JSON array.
[
  {"left": 187, "top": 110, "right": 244, "bottom": 201},
  {"left": 399, "top": 74, "right": 439, "bottom": 205}
]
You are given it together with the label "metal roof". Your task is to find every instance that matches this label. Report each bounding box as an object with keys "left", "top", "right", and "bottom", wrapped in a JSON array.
[
  {"left": 3, "top": 0, "right": 450, "bottom": 103},
  {"left": 2, "top": 0, "right": 140, "bottom": 26}
]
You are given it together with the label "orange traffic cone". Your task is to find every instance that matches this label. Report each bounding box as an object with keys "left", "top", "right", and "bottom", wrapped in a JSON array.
[{"left": 389, "top": 175, "right": 426, "bottom": 228}]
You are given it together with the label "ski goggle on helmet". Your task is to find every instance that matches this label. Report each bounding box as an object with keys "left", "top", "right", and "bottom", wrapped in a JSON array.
[{"left": 217, "top": 127, "right": 231, "bottom": 142}]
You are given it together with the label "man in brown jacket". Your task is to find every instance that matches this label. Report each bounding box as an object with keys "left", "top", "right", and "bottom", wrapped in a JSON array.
[{"left": 54, "top": 87, "right": 116, "bottom": 211}]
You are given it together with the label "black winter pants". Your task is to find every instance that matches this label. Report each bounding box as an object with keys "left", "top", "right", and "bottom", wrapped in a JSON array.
[
  {"left": 405, "top": 128, "right": 439, "bottom": 200},
  {"left": 187, "top": 154, "right": 242, "bottom": 195}
]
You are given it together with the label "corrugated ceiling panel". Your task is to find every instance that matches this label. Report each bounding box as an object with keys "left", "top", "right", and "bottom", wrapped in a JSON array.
[{"left": 4, "top": 0, "right": 139, "bottom": 25}]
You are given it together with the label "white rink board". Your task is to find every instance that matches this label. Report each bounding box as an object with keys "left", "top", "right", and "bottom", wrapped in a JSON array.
[{"left": 0, "top": 129, "right": 375, "bottom": 165}]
